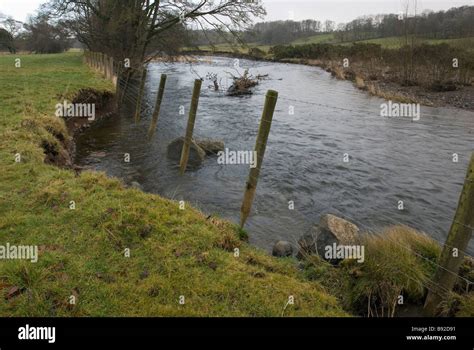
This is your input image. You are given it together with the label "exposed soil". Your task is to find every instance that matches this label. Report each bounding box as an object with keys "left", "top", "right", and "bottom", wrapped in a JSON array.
[
  {"left": 44, "top": 88, "right": 116, "bottom": 169},
  {"left": 64, "top": 88, "right": 116, "bottom": 136}
]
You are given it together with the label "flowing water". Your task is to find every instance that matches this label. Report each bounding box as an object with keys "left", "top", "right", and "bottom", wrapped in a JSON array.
[{"left": 75, "top": 56, "right": 474, "bottom": 253}]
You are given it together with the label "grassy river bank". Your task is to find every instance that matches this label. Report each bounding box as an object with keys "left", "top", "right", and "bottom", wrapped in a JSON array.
[{"left": 0, "top": 52, "right": 472, "bottom": 317}]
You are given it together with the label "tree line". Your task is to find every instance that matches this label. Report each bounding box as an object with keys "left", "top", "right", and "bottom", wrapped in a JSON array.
[
  {"left": 0, "top": 11, "right": 71, "bottom": 54},
  {"left": 1, "top": 2, "right": 473, "bottom": 56},
  {"left": 335, "top": 5, "right": 474, "bottom": 43},
  {"left": 191, "top": 5, "right": 474, "bottom": 47}
]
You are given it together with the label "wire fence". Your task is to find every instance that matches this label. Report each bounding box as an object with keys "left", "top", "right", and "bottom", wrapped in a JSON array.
[{"left": 83, "top": 51, "right": 474, "bottom": 304}]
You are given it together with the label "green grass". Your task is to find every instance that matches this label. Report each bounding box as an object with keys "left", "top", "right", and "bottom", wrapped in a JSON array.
[
  {"left": 344, "top": 36, "right": 474, "bottom": 51},
  {"left": 195, "top": 35, "right": 474, "bottom": 57},
  {"left": 0, "top": 52, "right": 347, "bottom": 316},
  {"left": 194, "top": 43, "right": 272, "bottom": 55},
  {"left": 291, "top": 33, "right": 337, "bottom": 45},
  {"left": 302, "top": 225, "right": 473, "bottom": 317},
  {"left": 302, "top": 226, "right": 439, "bottom": 316}
]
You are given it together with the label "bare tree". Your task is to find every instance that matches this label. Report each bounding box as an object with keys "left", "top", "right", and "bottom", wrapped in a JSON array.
[
  {"left": 0, "top": 14, "right": 24, "bottom": 53},
  {"left": 324, "top": 20, "right": 335, "bottom": 33},
  {"left": 47, "top": 0, "right": 265, "bottom": 68}
]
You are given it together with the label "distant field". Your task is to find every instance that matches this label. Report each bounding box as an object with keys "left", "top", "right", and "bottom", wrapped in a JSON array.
[
  {"left": 194, "top": 35, "right": 474, "bottom": 55},
  {"left": 291, "top": 33, "right": 336, "bottom": 45},
  {"left": 352, "top": 36, "right": 474, "bottom": 51},
  {"left": 193, "top": 43, "right": 271, "bottom": 54}
]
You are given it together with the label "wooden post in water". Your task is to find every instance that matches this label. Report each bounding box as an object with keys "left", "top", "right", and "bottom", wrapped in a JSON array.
[
  {"left": 424, "top": 153, "right": 474, "bottom": 315},
  {"left": 239, "top": 90, "right": 278, "bottom": 228},
  {"left": 179, "top": 79, "right": 202, "bottom": 174},
  {"left": 147, "top": 74, "right": 167, "bottom": 140},
  {"left": 134, "top": 68, "right": 148, "bottom": 123}
]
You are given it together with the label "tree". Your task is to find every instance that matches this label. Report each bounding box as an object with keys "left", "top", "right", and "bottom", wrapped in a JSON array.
[
  {"left": 47, "top": 0, "right": 265, "bottom": 68},
  {"left": 324, "top": 20, "right": 335, "bottom": 33},
  {"left": 0, "top": 28, "right": 15, "bottom": 53},
  {"left": 23, "top": 13, "right": 71, "bottom": 53},
  {"left": 0, "top": 15, "right": 23, "bottom": 53}
]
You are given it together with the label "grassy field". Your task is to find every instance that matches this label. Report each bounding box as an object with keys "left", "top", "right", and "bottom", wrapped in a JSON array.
[
  {"left": 0, "top": 52, "right": 347, "bottom": 316},
  {"left": 194, "top": 43, "right": 272, "bottom": 54},
  {"left": 195, "top": 34, "right": 474, "bottom": 55},
  {"left": 291, "top": 33, "right": 336, "bottom": 45},
  {"left": 352, "top": 36, "right": 474, "bottom": 51},
  {"left": 290, "top": 34, "right": 474, "bottom": 50}
]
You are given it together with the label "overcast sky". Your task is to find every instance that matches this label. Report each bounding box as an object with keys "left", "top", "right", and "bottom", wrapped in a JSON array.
[{"left": 0, "top": 0, "right": 472, "bottom": 23}]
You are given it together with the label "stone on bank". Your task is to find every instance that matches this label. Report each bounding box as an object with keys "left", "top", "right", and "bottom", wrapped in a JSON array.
[
  {"left": 297, "top": 214, "right": 360, "bottom": 263},
  {"left": 272, "top": 241, "right": 293, "bottom": 257}
]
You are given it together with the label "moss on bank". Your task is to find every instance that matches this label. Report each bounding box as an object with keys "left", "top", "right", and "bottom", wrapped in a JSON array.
[{"left": 0, "top": 52, "right": 347, "bottom": 316}]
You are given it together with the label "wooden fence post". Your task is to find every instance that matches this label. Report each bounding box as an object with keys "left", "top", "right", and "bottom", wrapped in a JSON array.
[
  {"left": 134, "top": 68, "right": 148, "bottom": 123},
  {"left": 119, "top": 68, "right": 131, "bottom": 105},
  {"left": 147, "top": 74, "right": 167, "bottom": 140},
  {"left": 110, "top": 57, "right": 116, "bottom": 86},
  {"left": 424, "top": 153, "right": 474, "bottom": 315},
  {"left": 115, "top": 62, "right": 122, "bottom": 106},
  {"left": 179, "top": 79, "right": 202, "bottom": 174},
  {"left": 239, "top": 90, "right": 278, "bottom": 228},
  {"left": 103, "top": 54, "right": 107, "bottom": 76},
  {"left": 101, "top": 53, "right": 105, "bottom": 75},
  {"left": 106, "top": 54, "right": 111, "bottom": 80}
]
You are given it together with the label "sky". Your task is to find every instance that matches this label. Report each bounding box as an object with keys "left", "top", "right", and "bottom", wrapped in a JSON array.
[{"left": 0, "top": 0, "right": 472, "bottom": 24}]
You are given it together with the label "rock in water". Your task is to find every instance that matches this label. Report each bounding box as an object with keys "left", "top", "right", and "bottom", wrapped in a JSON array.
[
  {"left": 316, "top": 214, "right": 360, "bottom": 259},
  {"left": 195, "top": 138, "right": 225, "bottom": 155},
  {"left": 167, "top": 137, "right": 206, "bottom": 168},
  {"left": 272, "top": 241, "right": 293, "bottom": 257}
]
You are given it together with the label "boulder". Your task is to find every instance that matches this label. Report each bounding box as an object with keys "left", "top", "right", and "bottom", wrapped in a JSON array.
[
  {"left": 130, "top": 181, "right": 143, "bottom": 191},
  {"left": 167, "top": 137, "right": 206, "bottom": 168},
  {"left": 195, "top": 138, "right": 225, "bottom": 155},
  {"left": 316, "top": 214, "right": 360, "bottom": 259},
  {"left": 272, "top": 241, "right": 293, "bottom": 257}
]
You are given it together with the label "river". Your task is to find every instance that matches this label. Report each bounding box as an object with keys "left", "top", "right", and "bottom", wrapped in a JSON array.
[{"left": 75, "top": 56, "right": 474, "bottom": 253}]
